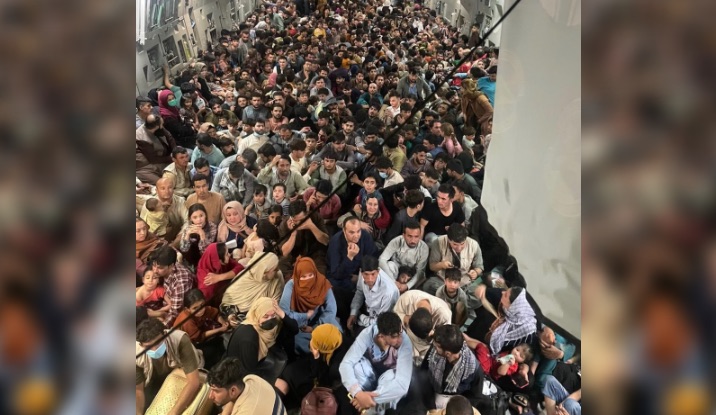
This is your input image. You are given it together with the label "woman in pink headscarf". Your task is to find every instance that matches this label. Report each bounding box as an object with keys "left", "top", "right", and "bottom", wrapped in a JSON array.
[
  {"left": 197, "top": 242, "right": 244, "bottom": 303},
  {"left": 157, "top": 88, "right": 196, "bottom": 148}
]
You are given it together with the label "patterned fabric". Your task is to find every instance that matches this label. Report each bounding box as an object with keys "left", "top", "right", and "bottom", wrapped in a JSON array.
[
  {"left": 489, "top": 289, "right": 537, "bottom": 354},
  {"left": 427, "top": 342, "right": 477, "bottom": 394},
  {"left": 165, "top": 264, "right": 197, "bottom": 326}
]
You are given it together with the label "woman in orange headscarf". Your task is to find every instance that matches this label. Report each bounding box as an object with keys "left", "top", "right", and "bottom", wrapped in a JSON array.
[{"left": 278, "top": 257, "right": 341, "bottom": 354}]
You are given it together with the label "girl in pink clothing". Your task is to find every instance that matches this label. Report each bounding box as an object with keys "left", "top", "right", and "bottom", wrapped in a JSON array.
[{"left": 441, "top": 123, "right": 463, "bottom": 157}]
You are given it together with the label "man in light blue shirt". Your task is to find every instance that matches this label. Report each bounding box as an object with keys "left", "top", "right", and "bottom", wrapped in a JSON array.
[
  {"left": 190, "top": 133, "right": 225, "bottom": 167},
  {"left": 477, "top": 66, "right": 497, "bottom": 106},
  {"left": 347, "top": 256, "right": 400, "bottom": 331},
  {"left": 339, "top": 312, "right": 413, "bottom": 414}
]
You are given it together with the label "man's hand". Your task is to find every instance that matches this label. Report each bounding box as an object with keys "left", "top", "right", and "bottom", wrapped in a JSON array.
[
  {"left": 308, "top": 161, "right": 320, "bottom": 173},
  {"left": 353, "top": 204, "right": 362, "bottom": 214},
  {"left": 297, "top": 217, "right": 314, "bottom": 230},
  {"left": 347, "top": 243, "right": 360, "bottom": 261},
  {"left": 289, "top": 193, "right": 301, "bottom": 202},
  {"left": 347, "top": 315, "right": 357, "bottom": 329},
  {"left": 306, "top": 194, "right": 318, "bottom": 208},
  {"left": 468, "top": 269, "right": 479, "bottom": 280},
  {"left": 359, "top": 221, "right": 372, "bottom": 231},
  {"left": 272, "top": 155, "right": 281, "bottom": 166},
  {"left": 351, "top": 391, "right": 378, "bottom": 411},
  {"left": 441, "top": 261, "right": 454, "bottom": 270}
]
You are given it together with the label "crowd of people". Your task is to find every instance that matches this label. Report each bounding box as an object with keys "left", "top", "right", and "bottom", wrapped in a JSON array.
[{"left": 135, "top": 0, "right": 580, "bottom": 414}]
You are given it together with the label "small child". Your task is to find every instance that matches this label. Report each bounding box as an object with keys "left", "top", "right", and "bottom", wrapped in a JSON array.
[
  {"left": 436, "top": 268, "right": 469, "bottom": 327},
  {"left": 267, "top": 204, "right": 284, "bottom": 227},
  {"left": 245, "top": 184, "right": 272, "bottom": 221},
  {"left": 394, "top": 265, "right": 416, "bottom": 294},
  {"left": 135, "top": 269, "right": 170, "bottom": 321},
  {"left": 462, "top": 126, "right": 477, "bottom": 150},
  {"left": 173, "top": 289, "right": 230, "bottom": 369},
  {"left": 271, "top": 183, "right": 290, "bottom": 216},
  {"left": 472, "top": 340, "right": 534, "bottom": 382},
  {"left": 355, "top": 173, "right": 383, "bottom": 211},
  {"left": 144, "top": 198, "right": 168, "bottom": 237}
]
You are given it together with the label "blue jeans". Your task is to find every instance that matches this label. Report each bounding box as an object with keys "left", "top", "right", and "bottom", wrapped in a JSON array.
[{"left": 542, "top": 375, "right": 581, "bottom": 415}]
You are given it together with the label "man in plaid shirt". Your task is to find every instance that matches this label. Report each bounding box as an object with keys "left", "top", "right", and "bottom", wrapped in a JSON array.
[{"left": 149, "top": 245, "right": 196, "bottom": 326}]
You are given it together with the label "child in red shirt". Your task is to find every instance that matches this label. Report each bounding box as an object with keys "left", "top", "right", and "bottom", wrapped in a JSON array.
[{"left": 465, "top": 334, "right": 534, "bottom": 381}]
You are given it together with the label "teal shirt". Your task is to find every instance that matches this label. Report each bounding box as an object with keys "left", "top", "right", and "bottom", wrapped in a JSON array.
[{"left": 191, "top": 145, "right": 225, "bottom": 167}]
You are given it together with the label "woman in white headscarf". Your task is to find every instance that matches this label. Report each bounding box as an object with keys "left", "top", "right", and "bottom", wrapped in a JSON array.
[{"left": 221, "top": 251, "right": 284, "bottom": 315}]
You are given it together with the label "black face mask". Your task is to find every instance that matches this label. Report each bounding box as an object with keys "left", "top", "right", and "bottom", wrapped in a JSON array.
[{"left": 259, "top": 318, "right": 279, "bottom": 330}]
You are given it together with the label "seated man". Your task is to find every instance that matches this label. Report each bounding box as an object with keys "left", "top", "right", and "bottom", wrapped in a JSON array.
[
  {"left": 303, "top": 149, "right": 348, "bottom": 199},
  {"left": 339, "top": 312, "right": 413, "bottom": 414},
  {"left": 317, "top": 133, "right": 356, "bottom": 171},
  {"left": 347, "top": 256, "right": 400, "bottom": 332},
  {"left": 191, "top": 132, "right": 226, "bottom": 167},
  {"left": 384, "top": 189, "right": 426, "bottom": 243},
  {"left": 211, "top": 161, "right": 258, "bottom": 207},
  {"left": 162, "top": 146, "right": 193, "bottom": 198},
  {"left": 542, "top": 364, "right": 581, "bottom": 415},
  {"left": 379, "top": 220, "right": 430, "bottom": 292},
  {"left": 425, "top": 223, "right": 484, "bottom": 296},
  {"left": 394, "top": 290, "right": 452, "bottom": 365},
  {"left": 278, "top": 200, "right": 329, "bottom": 276},
  {"left": 421, "top": 325, "right": 482, "bottom": 410},
  {"left": 140, "top": 177, "right": 188, "bottom": 242},
  {"left": 191, "top": 157, "right": 218, "bottom": 184},
  {"left": 185, "top": 173, "right": 226, "bottom": 225},
  {"left": 136, "top": 318, "right": 202, "bottom": 415},
  {"left": 207, "top": 357, "right": 287, "bottom": 415},
  {"left": 257, "top": 154, "right": 309, "bottom": 202},
  {"left": 435, "top": 268, "right": 469, "bottom": 327},
  {"left": 420, "top": 184, "right": 465, "bottom": 244}
]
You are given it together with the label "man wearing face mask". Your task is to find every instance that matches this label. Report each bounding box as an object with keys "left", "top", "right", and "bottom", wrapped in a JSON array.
[
  {"left": 136, "top": 114, "right": 176, "bottom": 185},
  {"left": 136, "top": 317, "right": 203, "bottom": 415}
]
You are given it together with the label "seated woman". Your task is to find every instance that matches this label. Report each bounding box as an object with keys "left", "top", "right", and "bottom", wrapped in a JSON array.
[
  {"left": 217, "top": 201, "right": 254, "bottom": 262},
  {"left": 465, "top": 287, "right": 538, "bottom": 355},
  {"left": 177, "top": 203, "right": 218, "bottom": 270},
  {"left": 196, "top": 242, "right": 244, "bottom": 303},
  {"left": 338, "top": 194, "right": 391, "bottom": 250},
  {"left": 279, "top": 257, "right": 341, "bottom": 354},
  {"left": 135, "top": 268, "right": 170, "bottom": 322},
  {"left": 239, "top": 219, "right": 281, "bottom": 267},
  {"left": 135, "top": 218, "right": 166, "bottom": 283},
  {"left": 220, "top": 251, "right": 284, "bottom": 319},
  {"left": 225, "top": 297, "right": 299, "bottom": 384},
  {"left": 173, "top": 289, "right": 230, "bottom": 370},
  {"left": 275, "top": 324, "right": 351, "bottom": 409}
]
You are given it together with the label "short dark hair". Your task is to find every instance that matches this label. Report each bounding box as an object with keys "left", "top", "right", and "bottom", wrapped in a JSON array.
[
  {"left": 149, "top": 245, "right": 177, "bottom": 267},
  {"left": 194, "top": 157, "right": 210, "bottom": 170},
  {"left": 288, "top": 200, "right": 307, "bottom": 217},
  {"left": 137, "top": 317, "right": 165, "bottom": 343},
  {"left": 452, "top": 180, "right": 468, "bottom": 195},
  {"left": 403, "top": 176, "right": 421, "bottom": 191},
  {"left": 364, "top": 142, "right": 383, "bottom": 158},
  {"left": 487, "top": 66, "right": 498, "bottom": 75},
  {"left": 172, "top": 146, "right": 188, "bottom": 158},
  {"left": 229, "top": 161, "right": 245, "bottom": 178},
  {"left": 444, "top": 268, "right": 462, "bottom": 282},
  {"left": 404, "top": 219, "right": 421, "bottom": 232},
  {"left": 183, "top": 288, "right": 206, "bottom": 308},
  {"left": 446, "top": 223, "right": 468, "bottom": 243},
  {"left": 434, "top": 152, "right": 451, "bottom": 164},
  {"left": 374, "top": 156, "right": 393, "bottom": 169},
  {"left": 424, "top": 168, "right": 440, "bottom": 181},
  {"left": 191, "top": 173, "right": 209, "bottom": 187},
  {"left": 269, "top": 204, "right": 284, "bottom": 215},
  {"left": 437, "top": 183, "right": 455, "bottom": 198},
  {"left": 409, "top": 307, "right": 433, "bottom": 340},
  {"left": 321, "top": 149, "right": 338, "bottom": 161},
  {"left": 446, "top": 159, "right": 464, "bottom": 175},
  {"left": 272, "top": 182, "right": 287, "bottom": 192},
  {"left": 254, "top": 184, "right": 267, "bottom": 196},
  {"left": 196, "top": 133, "right": 213, "bottom": 147},
  {"left": 445, "top": 395, "right": 473, "bottom": 415},
  {"left": 433, "top": 324, "right": 464, "bottom": 355},
  {"left": 290, "top": 140, "right": 307, "bottom": 151},
  {"left": 136, "top": 96, "right": 152, "bottom": 110},
  {"left": 463, "top": 126, "right": 477, "bottom": 136},
  {"left": 208, "top": 357, "right": 246, "bottom": 390},
  {"left": 361, "top": 255, "right": 379, "bottom": 272},
  {"left": 376, "top": 311, "right": 402, "bottom": 337},
  {"left": 315, "top": 180, "right": 332, "bottom": 196},
  {"left": 258, "top": 143, "right": 277, "bottom": 157},
  {"left": 404, "top": 190, "right": 425, "bottom": 208}
]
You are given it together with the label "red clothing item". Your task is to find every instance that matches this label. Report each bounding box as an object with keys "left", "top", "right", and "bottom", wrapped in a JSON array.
[
  {"left": 136, "top": 286, "right": 166, "bottom": 308},
  {"left": 173, "top": 306, "right": 222, "bottom": 343},
  {"left": 196, "top": 243, "right": 244, "bottom": 301},
  {"left": 351, "top": 196, "right": 392, "bottom": 230},
  {"left": 475, "top": 342, "right": 519, "bottom": 380},
  {"left": 303, "top": 187, "right": 342, "bottom": 220}
]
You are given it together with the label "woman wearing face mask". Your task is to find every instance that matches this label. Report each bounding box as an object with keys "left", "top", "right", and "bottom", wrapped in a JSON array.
[
  {"left": 279, "top": 257, "right": 341, "bottom": 354},
  {"left": 157, "top": 88, "right": 196, "bottom": 149},
  {"left": 225, "top": 297, "right": 299, "bottom": 384}
]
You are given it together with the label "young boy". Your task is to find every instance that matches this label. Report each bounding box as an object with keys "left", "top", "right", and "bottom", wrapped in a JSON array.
[
  {"left": 271, "top": 183, "right": 290, "bottom": 215},
  {"left": 143, "top": 198, "right": 168, "bottom": 237},
  {"left": 435, "top": 268, "right": 469, "bottom": 327},
  {"left": 245, "top": 184, "right": 272, "bottom": 221}
]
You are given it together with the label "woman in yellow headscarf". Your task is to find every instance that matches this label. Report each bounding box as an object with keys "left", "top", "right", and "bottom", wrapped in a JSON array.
[
  {"left": 221, "top": 251, "right": 284, "bottom": 315},
  {"left": 275, "top": 323, "right": 349, "bottom": 406},
  {"left": 225, "top": 297, "right": 299, "bottom": 383}
]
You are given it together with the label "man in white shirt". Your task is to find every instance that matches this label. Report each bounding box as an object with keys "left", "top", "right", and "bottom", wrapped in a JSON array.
[{"left": 375, "top": 156, "right": 404, "bottom": 188}]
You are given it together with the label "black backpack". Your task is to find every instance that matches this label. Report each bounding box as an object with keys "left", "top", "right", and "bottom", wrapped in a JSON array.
[{"left": 470, "top": 376, "right": 511, "bottom": 415}]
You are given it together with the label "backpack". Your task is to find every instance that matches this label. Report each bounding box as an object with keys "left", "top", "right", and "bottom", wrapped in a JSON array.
[
  {"left": 470, "top": 377, "right": 511, "bottom": 415},
  {"left": 301, "top": 386, "right": 338, "bottom": 415}
]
